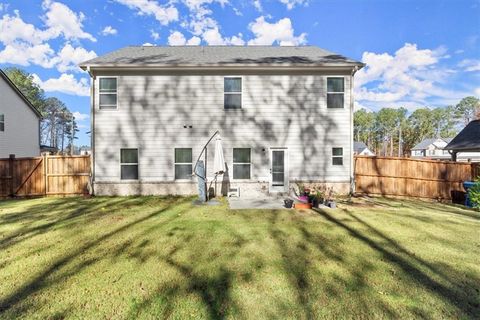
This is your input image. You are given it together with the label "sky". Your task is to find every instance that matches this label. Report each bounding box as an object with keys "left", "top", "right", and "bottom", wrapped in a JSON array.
[{"left": 0, "top": 0, "right": 479, "bottom": 146}]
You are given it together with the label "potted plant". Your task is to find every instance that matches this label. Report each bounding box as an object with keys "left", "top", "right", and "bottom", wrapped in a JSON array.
[
  {"left": 297, "top": 183, "right": 309, "bottom": 203},
  {"left": 325, "top": 187, "right": 336, "bottom": 209},
  {"left": 312, "top": 188, "right": 325, "bottom": 208}
]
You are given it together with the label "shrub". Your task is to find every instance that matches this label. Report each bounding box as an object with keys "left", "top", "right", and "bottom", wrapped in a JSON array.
[{"left": 468, "top": 177, "right": 480, "bottom": 209}]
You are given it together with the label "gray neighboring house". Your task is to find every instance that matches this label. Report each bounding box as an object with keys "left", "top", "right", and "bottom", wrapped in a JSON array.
[
  {"left": 411, "top": 136, "right": 480, "bottom": 162},
  {"left": 445, "top": 120, "right": 480, "bottom": 162},
  {"left": 0, "top": 69, "right": 41, "bottom": 158},
  {"left": 354, "top": 141, "right": 374, "bottom": 156},
  {"left": 411, "top": 138, "right": 453, "bottom": 160},
  {"left": 80, "top": 46, "right": 364, "bottom": 196}
]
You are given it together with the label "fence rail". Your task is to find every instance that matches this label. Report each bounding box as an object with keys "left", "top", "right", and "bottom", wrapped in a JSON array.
[
  {"left": 0, "top": 155, "right": 90, "bottom": 198},
  {"left": 354, "top": 156, "right": 479, "bottom": 199}
]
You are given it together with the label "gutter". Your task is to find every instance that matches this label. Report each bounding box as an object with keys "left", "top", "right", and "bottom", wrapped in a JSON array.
[
  {"left": 80, "top": 63, "right": 365, "bottom": 72},
  {"left": 87, "top": 66, "right": 95, "bottom": 195},
  {"left": 350, "top": 65, "right": 360, "bottom": 195}
]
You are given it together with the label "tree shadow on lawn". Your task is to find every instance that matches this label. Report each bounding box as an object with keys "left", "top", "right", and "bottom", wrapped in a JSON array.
[
  {"left": 352, "top": 196, "right": 480, "bottom": 221},
  {"left": 314, "top": 207, "right": 480, "bottom": 318},
  {"left": 1, "top": 197, "right": 479, "bottom": 319},
  {"left": 0, "top": 197, "right": 184, "bottom": 315}
]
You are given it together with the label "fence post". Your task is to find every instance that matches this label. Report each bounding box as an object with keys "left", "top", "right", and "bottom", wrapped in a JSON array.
[
  {"left": 8, "top": 154, "right": 15, "bottom": 197},
  {"left": 43, "top": 153, "right": 47, "bottom": 196}
]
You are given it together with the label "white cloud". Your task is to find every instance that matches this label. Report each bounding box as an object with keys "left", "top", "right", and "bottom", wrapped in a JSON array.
[
  {"left": 278, "top": 0, "right": 309, "bottom": 10},
  {"left": 42, "top": 0, "right": 96, "bottom": 42},
  {"left": 168, "top": 31, "right": 187, "bottom": 45},
  {"left": 150, "top": 29, "right": 160, "bottom": 40},
  {"left": 114, "top": 0, "right": 178, "bottom": 25},
  {"left": 248, "top": 16, "right": 306, "bottom": 46},
  {"left": 355, "top": 43, "right": 469, "bottom": 108},
  {"left": 72, "top": 111, "right": 89, "bottom": 121},
  {"left": 101, "top": 26, "right": 117, "bottom": 36},
  {"left": 187, "top": 36, "right": 201, "bottom": 45},
  {"left": 32, "top": 73, "right": 90, "bottom": 96},
  {"left": 142, "top": 42, "right": 155, "bottom": 46},
  {"left": 253, "top": 0, "right": 262, "bottom": 12},
  {"left": 54, "top": 43, "right": 97, "bottom": 72},
  {"left": 0, "top": 3, "right": 9, "bottom": 11},
  {"left": 0, "top": 42, "right": 55, "bottom": 67},
  {"left": 459, "top": 59, "right": 480, "bottom": 72},
  {"left": 168, "top": 31, "right": 201, "bottom": 46},
  {"left": 202, "top": 28, "right": 224, "bottom": 45},
  {"left": 0, "top": 12, "right": 51, "bottom": 45},
  {"left": 475, "top": 88, "right": 480, "bottom": 97}
]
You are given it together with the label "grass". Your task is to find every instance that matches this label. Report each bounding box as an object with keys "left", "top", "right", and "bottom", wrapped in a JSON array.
[{"left": 0, "top": 196, "right": 479, "bottom": 319}]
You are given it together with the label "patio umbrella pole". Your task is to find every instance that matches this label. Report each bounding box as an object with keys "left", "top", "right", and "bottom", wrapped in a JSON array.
[{"left": 205, "top": 147, "right": 208, "bottom": 202}]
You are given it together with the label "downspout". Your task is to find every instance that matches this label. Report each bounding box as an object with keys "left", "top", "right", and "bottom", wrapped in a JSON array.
[
  {"left": 87, "top": 66, "right": 95, "bottom": 195},
  {"left": 350, "top": 65, "right": 359, "bottom": 195}
]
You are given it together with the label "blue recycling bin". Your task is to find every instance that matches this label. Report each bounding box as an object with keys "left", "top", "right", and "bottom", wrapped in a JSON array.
[{"left": 463, "top": 181, "right": 475, "bottom": 208}]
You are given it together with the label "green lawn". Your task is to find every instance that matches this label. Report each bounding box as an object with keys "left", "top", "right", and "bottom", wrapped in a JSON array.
[{"left": 0, "top": 196, "right": 478, "bottom": 319}]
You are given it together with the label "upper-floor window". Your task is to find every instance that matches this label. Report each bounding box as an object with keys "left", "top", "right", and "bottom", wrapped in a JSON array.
[
  {"left": 327, "top": 77, "right": 344, "bottom": 109},
  {"left": 175, "top": 148, "right": 193, "bottom": 180},
  {"left": 99, "top": 78, "right": 117, "bottom": 109},
  {"left": 0, "top": 114, "right": 4, "bottom": 131},
  {"left": 233, "top": 148, "right": 251, "bottom": 179},
  {"left": 120, "top": 148, "right": 138, "bottom": 180},
  {"left": 332, "top": 147, "right": 343, "bottom": 165},
  {"left": 224, "top": 77, "right": 242, "bottom": 109}
]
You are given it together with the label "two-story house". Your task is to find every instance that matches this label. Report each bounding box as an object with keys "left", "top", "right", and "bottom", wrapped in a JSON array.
[
  {"left": 411, "top": 138, "right": 453, "bottom": 160},
  {"left": 80, "top": 46, "right": 364, "bottom": 196},
  {"left": 0, "top": 69, "right": 41, "bottom": 158}
]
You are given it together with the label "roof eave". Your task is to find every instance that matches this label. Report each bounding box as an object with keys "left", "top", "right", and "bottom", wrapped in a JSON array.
[{"left": 79, "top": 62, "right": 364, "bottom": 71}]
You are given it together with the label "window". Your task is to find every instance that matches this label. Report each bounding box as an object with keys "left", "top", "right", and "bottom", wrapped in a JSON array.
[
  {"left": 0, "top": 114, "right": 4, "bottom": 132},
  {"left": 224, "top": 77, "right": 242, "bottom": 109},
  {"left": 175, "top": 148, "right": 193, "bottom": 180},
  {"left": 99, "top": 78, "right": 117, "bottom": 109},
  {"left": 327, "top": 77, "right": 344, "bottom": 109},
  {"left": 332, "top": 148, "right": 343, "bottom": 165},
  {"left": 233, "top": 148, "right": 251, "bottom": 179},
  {"left": 120, "top": 149, "right": 138, "bottom": 180}
]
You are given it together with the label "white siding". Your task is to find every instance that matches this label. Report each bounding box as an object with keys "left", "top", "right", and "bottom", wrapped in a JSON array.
[
  {"left": 93, "top": 70, "right": 353, "bottom": 186},
  {"left": 0, "top": 77, "right": 40, "bottom": 158}
]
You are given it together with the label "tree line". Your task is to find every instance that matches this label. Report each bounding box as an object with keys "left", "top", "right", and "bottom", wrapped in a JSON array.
[
  {"left": 4, "top": 67, "right": 79, "bottom": 154},
  {"left": 354, "top": 96, "right": 480, "bottom": 156}
]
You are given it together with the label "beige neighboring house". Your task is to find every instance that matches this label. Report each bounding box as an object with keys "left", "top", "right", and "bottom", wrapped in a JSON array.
[
  {"left": 0, "top": 69, "right": 41, "bottom": 158},
  {"left": 80, "top": 46, "right": 364, "bottom": 196},
  {"left": 411, "top": 137, "right": 480, "bottom": 162}
]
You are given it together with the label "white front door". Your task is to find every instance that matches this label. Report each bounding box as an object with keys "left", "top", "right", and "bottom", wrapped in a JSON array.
[{"left": 269, "top": 148, "right": 288, "bottom": 193}]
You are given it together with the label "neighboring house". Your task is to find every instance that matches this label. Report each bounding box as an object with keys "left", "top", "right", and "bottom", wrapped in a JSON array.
[
  {"left": 445, "top": 120, "right": 480, "bottom": 162},
  {"left": 411, "top": 138, "right": 453, "bottom": 160},
  {"left": 79, "top": 147, "right": 91, "bottom": 156},
  {"left": 0, "top": 69, "right": 41, "bottom": 158},
  {"left": 80, "top": 46, "right": 364, "bottom": 196},
  {"left": 354, "top": 141, "right": 374, "bottom": 156}
]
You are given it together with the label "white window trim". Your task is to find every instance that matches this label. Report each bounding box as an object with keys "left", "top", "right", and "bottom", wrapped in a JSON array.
[
  {"left": 224, "top": 76, "right": 243, "bottom": 110},
  {"left": 232, "top": 147, "right": 252, "bottom": 181},
  {"left": 326, "top": 76, "right": 345, "bottom": 109},
  {"left": 120, "top": 148, "right": 139, "bottom": 180},
  {"left": 332, "top": 147, "right": 344, "bottom": 166},
  {"left": 98, "top": 76, "right": 118, "bottom": 110},
  {"left": 174, "top": 148, "right": 193, "bottom": 181}
]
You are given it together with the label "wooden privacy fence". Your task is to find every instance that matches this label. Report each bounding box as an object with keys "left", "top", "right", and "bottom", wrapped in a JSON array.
[
  {"left": 0, "top": 155, "right": 90, "bottom": 197},
  {"left": 354, "top": 156, "right": 479, "bottom": 199}
]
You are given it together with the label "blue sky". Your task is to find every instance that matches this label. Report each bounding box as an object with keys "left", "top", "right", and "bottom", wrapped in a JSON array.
[{"left": 0, "top": 0, "right": 479, "bottom": 146}]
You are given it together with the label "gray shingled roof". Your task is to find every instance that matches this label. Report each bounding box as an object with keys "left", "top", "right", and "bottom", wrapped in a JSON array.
[
  {"left": 445, "top": 120, "right": 480, "bottom": 151},
  {"left": 354, "top": 141, "right": 369, "bottom": 153},
  {"left": 80, "top": 46, "right": 364, "bottom": 68},
  {"left": 411, "top": 137, "right": 454, "bottom": 150}
]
